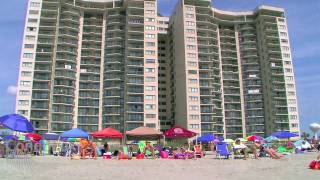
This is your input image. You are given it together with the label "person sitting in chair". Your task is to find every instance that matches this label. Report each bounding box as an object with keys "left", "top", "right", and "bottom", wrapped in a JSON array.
[
  {"left": 233, "top": 139, "right": 248, "bottom": 160},
  {"left": 144, "top": 142, "right": 155, "bottom": 158}
]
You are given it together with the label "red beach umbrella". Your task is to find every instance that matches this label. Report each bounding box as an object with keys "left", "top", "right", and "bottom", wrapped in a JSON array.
[
  {"left": 164, "top": 125, "right": 197, "bottom": 138},
  {"left": 247, "top": 135, "right": 263, "bottom": 141},
  {"left": 91, "top": 127, "right": 123, "bottom": 138},
  {"left": 26, "top": 133, "right": 42, "bottom": 142}
]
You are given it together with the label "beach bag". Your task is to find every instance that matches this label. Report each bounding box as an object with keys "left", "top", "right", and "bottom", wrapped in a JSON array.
[
  {"left": 136, "top": 153, "right": 145, "bottom": 159},
  {"left": 309, "top": 160, "right": 320, "bottom": 170},
  {"left": 160, "top": 151, "right": 168, "bottom": 159}
]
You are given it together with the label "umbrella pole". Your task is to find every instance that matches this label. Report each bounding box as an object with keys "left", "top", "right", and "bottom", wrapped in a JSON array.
[{"left": 163, "top": 135, "right": 166, "bottom": 147}]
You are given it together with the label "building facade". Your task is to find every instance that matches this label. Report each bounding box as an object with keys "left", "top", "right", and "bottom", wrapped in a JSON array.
[{"left": 16, "top": 0, "right": 299, "bottom": 138}]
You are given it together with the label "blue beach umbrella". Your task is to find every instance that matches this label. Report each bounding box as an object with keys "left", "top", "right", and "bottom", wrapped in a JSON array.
[
  {"left": 197, "top": 134, "right": 215, "bottom": 142},
  {"left": 271, "top": 131, "right": 298, "bottom": 139},
  {"left": 43, "top": 132, "right": 60, "bottom": 140},
  {"left": 0, "top": 114, "right": 34, "bottom": 133},
  {"left": 3, "top": 135, "right": 19, "bottom": 141},
  {"left": 264, "top": 136, "right": 279, "bottom": 143},
  {"left": 60, "top": 128, "right": 89, "bottom": 139}
]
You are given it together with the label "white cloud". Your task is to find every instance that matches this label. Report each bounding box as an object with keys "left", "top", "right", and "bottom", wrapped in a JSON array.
[{"left": 6, "top": 85, "right": 17, "bottom": 96}]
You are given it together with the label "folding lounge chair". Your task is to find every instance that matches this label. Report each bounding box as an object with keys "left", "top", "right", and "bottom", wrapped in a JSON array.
[{"left": 216, "top": 142, "right": 232, "bottom": 159}]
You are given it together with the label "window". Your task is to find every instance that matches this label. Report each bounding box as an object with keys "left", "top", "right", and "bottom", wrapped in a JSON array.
[
  {"left": 289, "top": 99, "right": 296, "bottom": 104},
  {"left": 189, "top": 96, "right": 198, "bottom": 101},
  {"left": 188, "top": 79, "right": 198, "bottom": 84},
  {"left": 145, "top": 104, "right": 156, "bottom": 109},
  {"left": 283, "top": 53, "right": 291, "bottom": 58},
  {"left": 291, "top": 123, "right": 299, "bottom": 128},
  {"left": 28, "top": 18, "right": 38, "bottom": 23},
  {"left": 25, "top": 35, "right": 35, "bottom": 41},
  {"left": 187, "top": 45, "right": 196, "bottom": 50},
  {"left": 280, "top": 32, "right": 287, "bottom": 37},
  {"left": 146, "top": 114, "right": 156, "bottom": 118},
  {"left": 21, "top": 71, "right": 32, "bottom": 77},
  {"left": 189, "top": 124, "right": 199, "bottom": 129},
  {"left": 22, "top": 62, "right": 32, "bottom": 67},
  {"left": 145, "top": 26, "right": 156, "bottom": 30},
  {"left": 27, "top": 27, "right": 36, "bottom": 32},
  {"left": 186, "top": 21, "right": 195, "bottom": 26},
  {"left": 189, "top": 88, "right": 198, "bottom": 93},
  {"left": 146, "top": 86, "right": 156, "bottom": 91},
  {"left": 287, "top": 84, "right": 295, "bottom": 88},
  {"left": 281, "top": 39, "right": 288, "bottom": 43},
  {"left": 19, "top": 90, "right": 30, "bottom": 96},
  {"left": 146, "top": 59, "right": 155, "bottom": 63},
  {"left": 186, "top": 29, "right": 195, "bottom": 34},
  {"left": 145, "top": 34, "right": 155, "bottom": 38},
  {"left": 18, "top": 100, "right": 29, "bottom": 106},
  {"left": 289, "top": 107, "right": 297, "bottom": 112},
  {"left": 145, "top": 68, "right": 155, "bottom": 73},
  {"left": 189, "top": 105, "right": 199, "bottom": 110},
  {"left": 190, "top": 115, "right": 199, "bottom": 120},
  {"left": 286, "top": 76, "right": 294, "bottom": 81},
  {"left": 288, "top": 91, "right": 296, "bottom": 96},
  {"left": 145, "top": 18, "right": 155, "bottom": 22},
  {"left": 278, "top": 25, "right": 286, "bottom": 30},
  {"left": 146, "top": 10, "right": 155, "bottom": 14},
  {"left": 146, "top": 95, "right": 156, "bottom": 100},
  {"left": 188, "top": 70, "right": 197, "bottom": 74},
  {"left": 187, "top": 37, "right": 195, "bottom": 42},
  {"left": 145, "top": 77, "right": 156, "bottom": 82},
  {"left": 187, "top": 53, "right": 196, "bottom": 58},
  {"left": 30, "top": 2, "right": 40, "bottom": 7},
  {"left": 281, "top": 46, "right": 290, "bottom": 51},
  {"left": 145, "top": 50, "right": 155, "bottom": 55},
  {"left": 278, "top": 18, "right": 285, "bottom": 22},
  {"left": 186, "top": 7, "right": 194, "bottom": 11},
  {"left": 20, "top": 81, "right": 31, "bottom": 86},
  {"left": 188, "top": 61, "right": 197, "bottom": 66},
  {"left": 18, "top": 110, "right": 28, "bottom": 116},
  {"left": 146, "top": 123, "right": 156, "bottom": 128},
  {"left": 186, "top": 14, "right": 194, "bottom": 18},
  {"left": 23, "top": 53, "right": 34, "bottom": 58},
  {"left": 285, "top": 68, "right": 292, "bottom": 73},
  {"left": 290, "top": 115, "right": 298, "bottom": 120},
  {"left": 29, "top": 10, "right": 39, "bottom": 15},
  {"left": 145, "top": 2, "right": 155, "bottom": 6},
  {"left": 284, "top": 61, "right": 291, "bottom": 65},
  {"left": 145, "top": 42, "right": 155, "bottom": 46},
  {"left": 24, "top": 44, "right": 35, "bottom": 49}
]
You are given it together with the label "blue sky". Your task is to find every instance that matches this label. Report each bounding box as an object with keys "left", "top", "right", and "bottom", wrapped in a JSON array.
[{"left": 0, "top": 0, "right": 319, "bottom": 133}]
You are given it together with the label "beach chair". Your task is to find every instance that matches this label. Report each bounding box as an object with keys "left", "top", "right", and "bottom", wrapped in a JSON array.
[
  {"left": 194, "top": 145, "right": 204, "bottom": 159},
  {"left": 216, "top": 142, "right": 231, "bottom": 159}
]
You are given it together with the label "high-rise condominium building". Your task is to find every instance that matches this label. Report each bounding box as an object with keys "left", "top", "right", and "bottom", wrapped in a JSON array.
[{"left": 16, "top": 0, "right": 299, "bottom": 138}]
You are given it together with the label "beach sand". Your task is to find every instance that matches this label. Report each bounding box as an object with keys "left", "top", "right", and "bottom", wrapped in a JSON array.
[{"left": 0, "top": 152, "right": 319, "bottom": 180}]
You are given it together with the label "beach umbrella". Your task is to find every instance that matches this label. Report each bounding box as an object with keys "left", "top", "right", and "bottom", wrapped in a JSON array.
[
  {"left": 164, "top": 125, "right": 197, "bottom": 138},
  {"left": 264, "top": 136, "right": 279, "bottom": 143},
  {"left": 247, "top": 135, "right": 263, "bottom": 141},
  {"left": 43, "top": 132, "right": 60, "bottom": 140},
  {"left": 271, "top": 131, "right": 298, "bottom": 139},
  {"left": 197, "top": 134, "right": 215, "bottom": 142},
  {"left": 91, "top": 127, "right": 123, "bottom": 139},
  {"left": 223, "top": 139, "right": 234, "bottom": 143},
  {"left": 3, "top": 135, "right": 18, "bottom": 141},
  {"left": 67, "top": 138, "right": 80, "bottom": 142},
  {"left": 0, "top": 114, "right": 34, "bottom": 133},
  {"left": 60, "top": 128, "right": 89, "bottom": 139},
  {"left": 26, "top": 133, "right": 42, "bottom": 142}
]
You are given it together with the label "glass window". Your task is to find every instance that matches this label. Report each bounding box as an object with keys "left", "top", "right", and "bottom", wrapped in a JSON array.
[
  {"left": 21, "top": 71, "right": 32, "bottom": 77},
  {"left": 22, "top": 62, "right": 33, "bottom": 67},
  {"left": 146, "top": 86, "right": 156, "bottom": 91},
  {"left": 189, "top": 88, "right": 198, "bottom": 93},
  {"left": 146, "top": 95, "right": 156, "bottom": 100},
  {"left": 24, "top": 44, "right": 35, "bottom": 49},
  {"left": 146, "top": 59, "right": 156, "bottom": 63},
  {"left": 145, "top": 104, "right": 156, "bottom": 109},
  {"left": 145, "top": 77, "right": 156, "bottom": 82},
  {"left": 145, "top": 42, "right": 155, "bottom": 46},
  {"left": 145, "top": 68, "right": 155, "bottom": 73}
]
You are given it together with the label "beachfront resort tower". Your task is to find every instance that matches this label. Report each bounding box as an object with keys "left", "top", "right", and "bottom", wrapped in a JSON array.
[
  {"left": 16, "top": 0, "right": 300, "bottom": 138},
  {"left": 15, "top": 0, "right": 160, "bottom": 134},
  {"left": 167, "top": 0, "right": 300, "bottom": 138}
]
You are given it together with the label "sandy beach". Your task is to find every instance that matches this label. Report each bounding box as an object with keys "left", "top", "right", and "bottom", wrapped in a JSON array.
[{"left": 0, "top": 152, "right": 319, "bottom": 180}]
